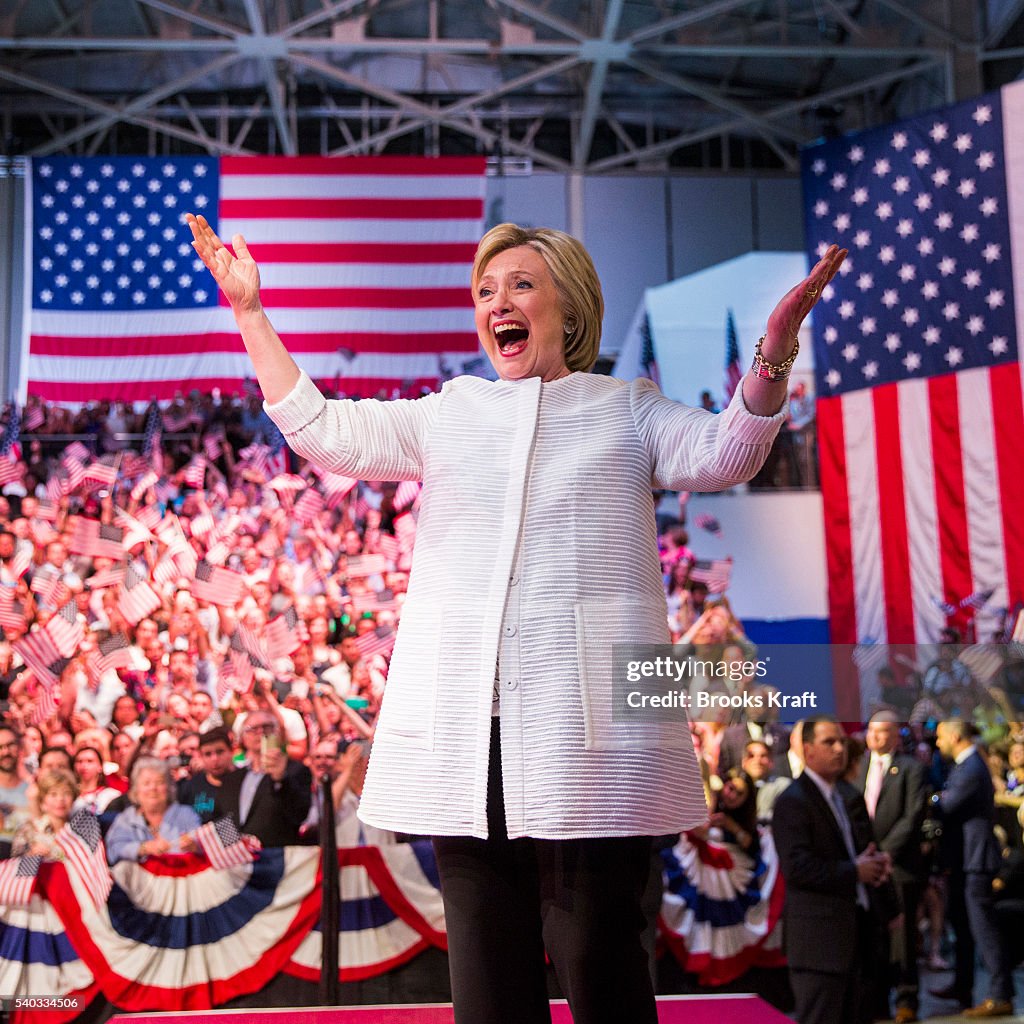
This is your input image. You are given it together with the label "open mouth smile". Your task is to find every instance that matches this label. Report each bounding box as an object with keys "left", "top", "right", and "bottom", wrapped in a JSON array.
[{"left": 494, "top": 320, "right": 529, "bottom": 357}]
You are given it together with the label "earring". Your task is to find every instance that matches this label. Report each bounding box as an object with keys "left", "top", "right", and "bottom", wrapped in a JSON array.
[{"left": 563, "top": 320, "right": 576, "bottom": 335}]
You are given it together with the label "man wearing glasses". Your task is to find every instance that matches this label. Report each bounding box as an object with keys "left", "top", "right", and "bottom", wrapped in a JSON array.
[{"left": 214, "top": 712, "right": 311, "bottom": 847}]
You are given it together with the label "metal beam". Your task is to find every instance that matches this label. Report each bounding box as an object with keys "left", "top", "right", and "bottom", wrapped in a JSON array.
[
  {"left": 985, "top": 0, "right": 1024, "bottom": 46},
  {"left": 491, "top": 0, "right": 588, "bottom": 43},
  {"left": 872, "top": 0, "right": 964, "bottom": 47},
  {"left": 0, "top": 63, "right": 250, "bottom": 155},
  {"left": 627, "top": 0, "right": 754, "bottom": 45},
  {"left": 627, "top": 57, "right": 799, "bottom": 170},
  {"left": 0, "top": 35, "right": 945, "bottom": 60},
  {"left": 279, "top": 0, "right": 367, "bottom": 40},
  {"left": 132, "top": 0, "right": 242, "bottom": 37},
  {"left": 589, "top": 57, "right": 942, "bottom": 172},
  {"left": 240, "top": 0, "right": 295, "bottom": 155},
  {"left": 25, "top": 52, "right": 242, "bottom": 155},
  {"left": 575, "top": 0, "right": 625, "bottom": 169}
]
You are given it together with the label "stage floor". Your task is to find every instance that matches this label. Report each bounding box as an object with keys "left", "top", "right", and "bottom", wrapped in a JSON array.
[{"left": 112, "top": 994, "right": 794, "bottom": 1023}]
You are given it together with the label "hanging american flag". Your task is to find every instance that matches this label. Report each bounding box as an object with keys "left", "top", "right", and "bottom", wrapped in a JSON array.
[
  {"left": 24, "top": 156, "right": 485, "bottom": 402},
  {"left": 804, "top": 82, "right": 1024, "bottom": 713},
  {"left": 723, "top": 309, "right": 742, "bottom": 405}
]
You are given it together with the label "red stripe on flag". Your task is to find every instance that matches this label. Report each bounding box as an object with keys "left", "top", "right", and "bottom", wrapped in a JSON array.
[
  {"left": 219, "top": 198, "right": 483, "bottom": 220},
  {"left": 872, "top": 383, "right": 915, "bottom": 644},
  {"left": 928, "top": 374, "right": 973, "bottom": 625},
  {"left": 818, "top": 395, "right": 857, "bottom": 645},
  {"left": 252, "top": 287, "right": 471, "bottom": 309},
  {"left": 990, "top": 363, "right": 1024, "bottom": 608},
  {"left": 249, "top": 242, "right": 478, "bottom": 263},
  {"left": 30, "top": 331, "right": 478, "bottom": 357},
  {"left": 27, "top": 376, "right": 440, "bottom": 402},
  {"left": 220, "top": 155, "right": 487, "bottom": 175}
]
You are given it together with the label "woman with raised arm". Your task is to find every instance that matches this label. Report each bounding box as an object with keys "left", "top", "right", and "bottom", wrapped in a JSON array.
[{"left": 187, "top": 211, "right": 843, "bottom": 1024}]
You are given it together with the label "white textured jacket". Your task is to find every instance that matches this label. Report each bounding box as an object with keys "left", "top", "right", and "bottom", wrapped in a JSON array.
[{"left": 266, "top": 370, "right": 784, "bottom": 839}]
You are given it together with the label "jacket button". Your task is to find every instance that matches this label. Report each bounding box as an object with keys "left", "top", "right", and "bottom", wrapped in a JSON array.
[
  {"left": 509, "top": 572, "right": 520, "bottom": 586},
  {"left": 505, "top": 678, "right": 518, "bottom": 690},
  {"left": 503, "top": 623, "right": 517, "bottom": 637}
]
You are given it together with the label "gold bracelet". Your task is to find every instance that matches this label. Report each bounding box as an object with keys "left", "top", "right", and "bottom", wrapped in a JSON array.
[{"left": 751, "top": 334, "right": 799, "bottom": 382}]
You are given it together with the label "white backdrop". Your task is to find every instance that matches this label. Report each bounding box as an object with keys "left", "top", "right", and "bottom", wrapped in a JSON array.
[{"left": 644, "top": 251, "right": 814, "bottom": 407}]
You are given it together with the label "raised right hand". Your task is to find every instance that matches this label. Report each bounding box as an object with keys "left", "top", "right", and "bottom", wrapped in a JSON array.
[{"left": 185, "top": 213, "right": 262, "bottom": 316}]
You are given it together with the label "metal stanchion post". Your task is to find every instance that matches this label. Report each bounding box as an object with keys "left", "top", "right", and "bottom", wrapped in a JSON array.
[{"left": 318, "top": 772, "right": 340, "bottom": 1005}]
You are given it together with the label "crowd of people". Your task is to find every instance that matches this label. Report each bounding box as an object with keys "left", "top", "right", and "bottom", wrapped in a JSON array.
[{"left": 0, "top": 390, "right": 1022, "bottom": 1021}]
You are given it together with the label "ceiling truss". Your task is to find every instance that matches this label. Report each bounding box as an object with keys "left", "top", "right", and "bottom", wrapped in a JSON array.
[{"left": 0, "top": 1, "right": 1021, "bottom": 174}]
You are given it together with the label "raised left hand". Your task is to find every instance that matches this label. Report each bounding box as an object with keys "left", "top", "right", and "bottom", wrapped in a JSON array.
[{"left": 763, "top": 243, "right": 848, "bottom": 357}]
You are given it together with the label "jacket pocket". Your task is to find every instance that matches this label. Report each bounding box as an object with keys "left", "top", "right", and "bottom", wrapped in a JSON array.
[
  {"left": 574, "top": 597, "right": 691, "bottom": 753},
  {"left": 374, "top": 604, "right": 440, "bottom": 750}
]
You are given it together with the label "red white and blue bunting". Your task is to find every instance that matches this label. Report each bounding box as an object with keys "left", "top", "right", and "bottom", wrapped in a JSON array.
[
  {"left": 658, "top": 828, "right": 785, "bottom": 985},
  {"left": 0, "top": 841, "right": 446, "bottom": 1022}
]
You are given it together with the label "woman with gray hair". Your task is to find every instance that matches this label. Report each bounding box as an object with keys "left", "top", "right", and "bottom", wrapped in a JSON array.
[
  {"left": 188, "top": 211, "right": 843, "bottom": 1024},
  {"left": 105, "top": 755, "right": 200, "bottom": 865}
]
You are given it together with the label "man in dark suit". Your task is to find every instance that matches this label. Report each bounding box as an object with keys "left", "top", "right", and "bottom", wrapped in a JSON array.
[
  {"left": 856, "top": 710, "right": 927, "bottom": 1023},
  {"left": 214, "top": 710, "right": 311, "bottom": 847},
  {"left": 930, "top": 719, "right": 1013, "bottom": 1019},
  {"left": 774, "top": 716, "right": 894, "bottom": 1024}
]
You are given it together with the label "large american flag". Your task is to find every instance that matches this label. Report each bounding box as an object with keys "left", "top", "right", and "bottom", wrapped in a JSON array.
[
  {"left": 803, "top": 81, "right": 1024, "bottom": 715},
  {"left": 24, "top": 156, "right": 486, "bottom": 401}
]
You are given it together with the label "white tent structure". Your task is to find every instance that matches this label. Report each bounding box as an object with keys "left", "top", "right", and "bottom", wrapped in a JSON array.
[
  {"left": 643, "top": 251, "right": 815, "bottom": 407},
  {"left": 628, "top": 250, "right": 831, "bottom": 638}
]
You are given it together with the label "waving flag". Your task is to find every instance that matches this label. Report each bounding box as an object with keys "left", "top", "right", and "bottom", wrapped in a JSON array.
[
  {"left": 723, "top": 309, "right": 742, "bottom": 405},
  {"left": 804, "top": 82, "right": 1024, "bottom": 710},
  {"left": 55, "top": 810, "right": 112, "bottom": 909},
  {"left": 191, "top": 559, "right": 244, "bottom": 607},
  {"left": 0, "top": 853, "right": 41, "bottom": 906},
  {"left": 193, "top": 817, "right": 260, "bottom": 870},
  {"left": 687, "top": 557, "right": 733, "bottom": 593},
  {"left": 24, "top": 156, "right": 485, "bottom": 402}
]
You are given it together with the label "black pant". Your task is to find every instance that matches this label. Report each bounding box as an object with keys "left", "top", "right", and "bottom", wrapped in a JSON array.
[
  {"left": 874, "top": 878, "right": 921, "bottom": 1015},
  {"left": 790, "top": 907, "right": 874, "bottom": 1024},
  {"left": 947, "top": 869, "right": 1014, "bottom": 1005},
  {"left": 432, "top": 718, "right": 657, "bottom": 1024}
]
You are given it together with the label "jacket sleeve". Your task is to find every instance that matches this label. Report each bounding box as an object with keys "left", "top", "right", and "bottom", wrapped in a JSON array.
[
  {"left": 273, "top": 762, "right": 313, "bottom": 838},
  {"left": 629, "top": 377, "right": 786, "bottom": 492},
  {"left": 938, "top": 758, "right": 981, "bottom": 820},
  {"left": 773, "top": 788, "right": 858, "bottom": 899},
  {"left": 264, "top": 370, "right": 443, "bottom": 482},
  {"left": 105, "top": 810, "right": 144, "bottom": 865}
]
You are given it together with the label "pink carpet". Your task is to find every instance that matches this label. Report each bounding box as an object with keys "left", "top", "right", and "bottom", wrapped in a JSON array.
[{"left": 112, "top": 994, "right": 792, "bottom": 1023}]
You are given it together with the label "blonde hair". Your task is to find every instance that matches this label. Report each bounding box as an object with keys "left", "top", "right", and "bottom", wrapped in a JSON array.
[
  {"left": 472, "top": 223, "right": 604, "bottom": 373},
  {"left": 36, "top": 768, "right": 79, "bottom": 802}
]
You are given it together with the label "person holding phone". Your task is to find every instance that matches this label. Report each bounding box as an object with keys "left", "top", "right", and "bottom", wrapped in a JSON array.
[{"left": 213, "top": 711, "right": 311, "bottom": 847}]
